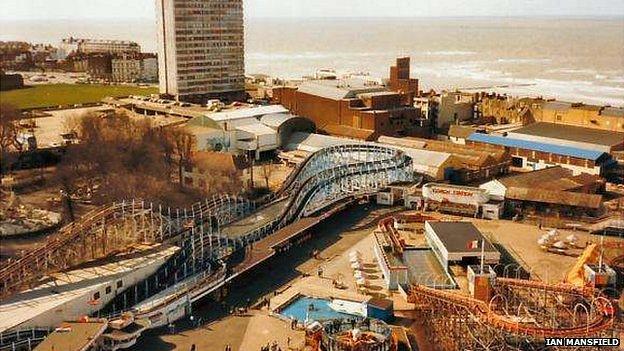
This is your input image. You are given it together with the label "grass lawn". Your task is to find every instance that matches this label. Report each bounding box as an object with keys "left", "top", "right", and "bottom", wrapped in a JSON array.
[{"left": 0, "top": 84, "right": 159, "bottom": 110}]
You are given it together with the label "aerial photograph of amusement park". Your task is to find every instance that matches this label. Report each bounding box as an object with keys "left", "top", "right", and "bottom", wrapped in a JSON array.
[{"left": 0, "top": 0, "right": 623, "bottom": 350}]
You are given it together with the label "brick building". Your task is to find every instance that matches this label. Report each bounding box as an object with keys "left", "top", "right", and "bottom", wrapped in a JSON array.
[
  {"left": 272, "top": 58, "right": 427, "bottom": 140},
  {"left": 388, "top": 57, "right": 419, "bottom": 105},
  {"left": 70, "top": 53, "right": 113, "bottom": 80}
]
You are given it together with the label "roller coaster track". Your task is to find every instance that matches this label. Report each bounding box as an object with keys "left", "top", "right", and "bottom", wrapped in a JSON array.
[
  {"left": 409, "top": 278, "right": 615, "bottom": 342},
  {"left": 102, "top": 144, "right": 414, "bottom": 324},
  {"left": 0, "top": 144, "right": 413, "bottom": 306},
  {"left": 0, "top": 195, "right": 252, "bottom": 300},
  {"left": 0, "top": 201, "right": 159, "bottom": 298}
]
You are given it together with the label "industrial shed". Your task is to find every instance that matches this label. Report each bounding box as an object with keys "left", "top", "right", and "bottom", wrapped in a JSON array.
[
  {"left": 467, "top": 132, "right": 612, "bottom": 175},
  {"left": 235, "top": 123, "right": 278, "bottom": 158},
  {"left": 480, "top": 166, "right": 603, "bottom": 201},
  {"left": 505, "top": 187, "right": 604, "bottom": 218},
  {"left": 507, "top": 122, "right": 624, "bottom": 153},
  {"left": 424, "top": 221, "right": 500, "bottom": 269}
]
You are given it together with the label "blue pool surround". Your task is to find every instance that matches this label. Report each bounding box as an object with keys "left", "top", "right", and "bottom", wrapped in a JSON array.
[{"left": 278, "top": 296, "right": 358, "bottom": 322}]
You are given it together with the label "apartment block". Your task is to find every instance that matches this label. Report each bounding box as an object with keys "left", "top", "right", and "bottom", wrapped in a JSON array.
[{"left": 156, "top": 0, "right": 245, "bottom": 103}]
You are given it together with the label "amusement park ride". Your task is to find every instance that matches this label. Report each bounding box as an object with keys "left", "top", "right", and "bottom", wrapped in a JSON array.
[
  {"left": 408, "top": 238, "right": 623, "bottom": 351},
  {"left": 0, "top": 144, "right": 621, "bottom": 351}
]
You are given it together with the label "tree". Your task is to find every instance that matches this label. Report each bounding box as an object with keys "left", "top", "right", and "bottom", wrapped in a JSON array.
[
  {"left": 0, "top": 103, "right": 22, "bottom": 175},
  {"left": 260, "top": 162, "right": 275, "bottom": 189},
  {"left": 162, "top": 127, "right": 196, "bottom": 187},
  {"left": 55, "top": 111, "right": 202, "bottom": 207}
]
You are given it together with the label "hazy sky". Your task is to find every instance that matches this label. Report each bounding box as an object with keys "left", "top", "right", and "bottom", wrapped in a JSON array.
[{"left": 2, "top": 0, "right": 624, "bottom": 21}]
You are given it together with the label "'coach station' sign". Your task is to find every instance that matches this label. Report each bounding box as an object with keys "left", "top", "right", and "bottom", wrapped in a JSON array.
[{"left": 422, "top": 183, "right": 490, "bottom": 205}]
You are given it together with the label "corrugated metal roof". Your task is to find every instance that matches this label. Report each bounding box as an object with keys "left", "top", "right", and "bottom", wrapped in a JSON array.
[
  {"left": 285, "top": 132, "right": 362, "bottom": 152},
  {"left": 235, "top": 122, "right": 276, "bottom": 136},
  {"left": 495, "top": 166, "right": 600, "bottom": 191},
  {"left": 510, "top": 122, "right": 624, "bottom": 147},
  {"left": 207, "top": 105, "right": 288, "bottom": 122},
  {"left": 382, "top": 145, "right": 452, "bottom": 168},
  {"left": 260, "top": 113, "right": 300, "bottom": 128},
  {"left": 467, "top": 133, "right": 606, "bottom": 161},
  {"left": 506, "top": 187, "right": 602, "bottom": 209}
]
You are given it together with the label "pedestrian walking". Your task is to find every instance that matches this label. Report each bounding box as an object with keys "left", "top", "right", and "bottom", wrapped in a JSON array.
[
  {"left": 190, "top": 344, "right": 196, "bottom": 351},
  {"left": 287, "top": 336, "right": 291, "bottom": 348}
]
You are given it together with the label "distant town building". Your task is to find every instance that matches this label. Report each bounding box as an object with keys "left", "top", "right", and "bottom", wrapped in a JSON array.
[
  {"left": 70, "top": 53, "right": 113, "bottom": 80},
  {"left": 0, "top": 72, "right": 24, "bottom": 91},
  {"left": 387, "top": 57, "right": 419, "bottom": 105},
  {"left": 155, "top": 0, "right": 245, "bottom": 103},
  {"left": 535, "top": 101, "right": 624, "bottom": 133},
  {"left": 475, "top": 93, "right": 543, "bottom": 125},
  {"left": 1, "top": 41, "right": 31, "bottom": 71},
  {"left": 437, "top": 91, "right": 476, "bottom": 131},
  {"left": 111, "top": 53, "right": 158, "bottom": 83},
  {"left": 378, "top": 135, "right": 511, "bottom": 184},
  {"left": 59, "top": 37, "right": 141, "bottom": 58}
]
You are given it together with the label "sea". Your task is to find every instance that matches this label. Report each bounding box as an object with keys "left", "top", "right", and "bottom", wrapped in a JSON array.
[{"left": 1, "top": 17, "right": 623, "bottom": 106}]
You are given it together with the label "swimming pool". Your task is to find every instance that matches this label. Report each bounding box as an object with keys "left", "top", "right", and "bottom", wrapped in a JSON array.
[{"left": 279, "top": 296, "right": 357, "bottom": 322}]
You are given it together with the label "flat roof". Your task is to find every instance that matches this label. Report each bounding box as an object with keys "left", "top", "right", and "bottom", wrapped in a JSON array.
[
  {"left": 426, "top": 221, "right": 497, "bottom": 254},
  {"left": 404, "top": 249, "right": 455, "bottom": 287},
  {"left": 510, "top": 122, "right": 624, "bottom": 147},
  {"left": 34, "top": 321, "right": 107, "bottom": 351},
  {"left": 207, "top": 105, "right": 288, "bottom": 122},
  {"left": 297, "top": 79, "right": 387, "bottom": 100},
  {"left": 467, "top": 133, "right": 607, "bottom": 161},
  {"left": 285, "top": 132, "right": 364, "bottom": 152},
  {"left": 323, "top": 124, "right": 375, "bottom": 140}
]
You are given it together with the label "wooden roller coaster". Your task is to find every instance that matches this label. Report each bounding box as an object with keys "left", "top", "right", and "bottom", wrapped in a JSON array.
[{"left": 409, "top": 277, "right": 618, "bottom": 350}]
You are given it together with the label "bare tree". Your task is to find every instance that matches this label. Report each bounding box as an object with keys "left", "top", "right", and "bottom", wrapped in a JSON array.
[
  {"left": 162, "top": 127, "right": 196, "bottom": 187},
  {"left": 260, "top": 162, "right": 274, "bottom": 189}
]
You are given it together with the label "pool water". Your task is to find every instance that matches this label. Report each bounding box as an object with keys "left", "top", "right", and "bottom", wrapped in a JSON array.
[{"left": 279, "top": 296, "right": 356, "bottom": 322}]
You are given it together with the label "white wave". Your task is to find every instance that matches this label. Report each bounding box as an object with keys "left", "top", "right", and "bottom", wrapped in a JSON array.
[
  {"left": 496, "top": 58, "right": 552, "bottom": 64},
  {"left": 418, "top": 51, "right": 476, "bottom": 56}
]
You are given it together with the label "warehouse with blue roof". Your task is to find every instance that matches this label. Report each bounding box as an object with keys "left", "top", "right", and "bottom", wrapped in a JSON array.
[{"left": 466, "top": 132, "right": 614, "bottom": 176}]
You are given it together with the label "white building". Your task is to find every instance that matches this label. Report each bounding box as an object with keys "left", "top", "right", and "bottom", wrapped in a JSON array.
[
  {"left": 111, "top": 54, "right": 159, "bottom": 83},
  {"left": 59, "top": 37, "right": 140, "bottom": 57},
  {"left": 424, "top": 221, "right": 500, "bottom": 269},
  {"left": 156, "top": 0, "right": 245, "bottom": 102}
]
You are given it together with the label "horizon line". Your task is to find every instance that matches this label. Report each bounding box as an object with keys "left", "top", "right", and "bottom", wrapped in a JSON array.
[{"left": 2, "top": 14, "right": 624, "bottom": 22}]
